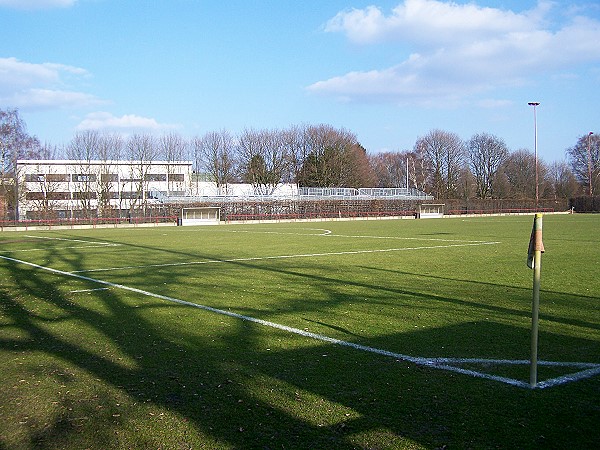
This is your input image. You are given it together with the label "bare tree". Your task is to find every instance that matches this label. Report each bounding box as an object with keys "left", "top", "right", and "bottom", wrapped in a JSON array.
[
  {"left": 125, "top": 134, "right": 158, "bottom": 216},
  {"left": 415, "top": 129, "right": 465, "bottom": 198},
  {"left": 370, "top": 151, "right": 409, "bottom": 188},
  {"left": 196, "top": 130, "right": 237, "bottom": 195},
  {"left": 23, "top": 162, "right": 68, "bottom": 220},
  {"left": 548, "top": 160, "right": 581, "bottom": 199},
  {"left": 67, "top": 130, "right": 102, "bottom": 218},
  {"left": 566, "top": 133, "right": 599, "bottom": 195},
  {"left": 499, "top": 149, "right": 550, "bottom": 199},
  {"left": 467, "top": 133, "right": 509, "bottom": 198},
  {"left": 159, "top": 132, "right": 188, "bottom": 195},
  {"left": 407, "top": 147, "right": 430, "bottom": 192},
  {"left": 280, "top": 125, "right": 305, "bottom": 184},
  {"left": 238, "top": 128, "right": 290, "bottom": 195},
  {"left": 189, "top": 136, "right": 204, "bottom": 195},
  {"left": 0, "top": 108, "right": 42, "bottom": 219},
  {"left": 96, "top": 133, "right": 123, "bottom": 217}
]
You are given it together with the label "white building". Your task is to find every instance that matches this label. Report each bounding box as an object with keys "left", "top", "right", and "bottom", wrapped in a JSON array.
[
  {"left": 17, "top": 160, "right": 428, "bottom": 221},
  {"left": 17, "top": 159, "right": 192, "bottom": 220}
]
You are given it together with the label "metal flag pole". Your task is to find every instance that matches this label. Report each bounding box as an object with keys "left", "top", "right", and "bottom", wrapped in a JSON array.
[{"left": 528, "top": 213, "right": 544, "bottom": 387}]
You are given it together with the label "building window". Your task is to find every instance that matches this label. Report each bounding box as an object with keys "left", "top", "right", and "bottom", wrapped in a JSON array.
[
  {"left": 101, "top": 173, "right": 119, "bottom": 182},
  {"left": 46, "top": 174, "right": 69, "bottom": 182},
  {"left": 72, "top": 209, "right": 98, "bottom": 219},
  {"left": 100, "top": 191, "right": 120, "bottom": 200},
  {"left": 121, "top": 191, "right": 142, "bottom": 199},
  {"left": 25, "top": 192, "right": 45, "bottom": 200},
  {"left": 56, "top": 210, "right": 71, "bottom": 219},
  {"left": 25, "top": 174, "right": 44, "bottom": 182},
  {"left": 169, "top": 174, "right": 185, "bottom": 182},
  {"left": 73, "top": 191, "right": 97, "bottom": 200},
  {"left": 145, "top": 174, "right": 167, "bottom": 182},
  {"left": 47, "top": 192, "right": 71, "bottom": 200},
  {"left": 72, "top": 174, "right": 97, "bottom": 182}
]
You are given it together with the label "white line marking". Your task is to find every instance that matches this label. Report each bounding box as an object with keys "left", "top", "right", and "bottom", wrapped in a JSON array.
[
  {"left": 24, "top": 235, "right": 112, "bottom": 244},
  {"left": 2, "top": 254, "right": 598, "bottom": 390},
  {"left": 1, "top": 244, "right": 121, "bottom": 253},
  {"left": 70, "top": 287, "right": 110, "bottom": 293},
  {"left": 0, "top": 235, "right": 121, "bottom": 253},
  {"left": 222, "top": 229, "right": 485, "bottom": 242},
  {"left": 72, "top": 241, "right": 501, "bottom": 273},
  {"left": 221, "top": 228, "right": 333, "bottom": 237}
]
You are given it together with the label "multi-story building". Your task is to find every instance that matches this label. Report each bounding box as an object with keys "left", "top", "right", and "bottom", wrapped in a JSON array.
[
  {"left": 17, "top": 159, "right": 192, "bottom": 220},
  {"left": 16, "top": 160, "right": 431, "bottom": 222}
]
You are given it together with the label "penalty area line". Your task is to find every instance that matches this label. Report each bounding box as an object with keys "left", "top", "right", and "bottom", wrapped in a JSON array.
[{"left": 2, "top": 253, "right": 598, "bottom": 390}]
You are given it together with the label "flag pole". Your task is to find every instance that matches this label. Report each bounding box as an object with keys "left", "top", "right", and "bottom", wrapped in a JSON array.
[{"left": 529, "top": 213, "right": 544, "bottom": 387}]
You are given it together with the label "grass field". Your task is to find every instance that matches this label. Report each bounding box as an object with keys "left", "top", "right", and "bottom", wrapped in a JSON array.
[{"left": 1, "top": 214, "right": 599, "bottom": 449}]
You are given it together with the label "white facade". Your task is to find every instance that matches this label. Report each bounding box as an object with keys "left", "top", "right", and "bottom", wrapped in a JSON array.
[
  {"left": 17, "top": 159, "right": 192, "bottom": 220},
  {"left": 188, "top": 182, "right": 298, "bottom": 198}
]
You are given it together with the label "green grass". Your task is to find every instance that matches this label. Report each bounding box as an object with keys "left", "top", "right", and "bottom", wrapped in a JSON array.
[{"left": 1, "top": 214, "right": 599, "bottom": 449}]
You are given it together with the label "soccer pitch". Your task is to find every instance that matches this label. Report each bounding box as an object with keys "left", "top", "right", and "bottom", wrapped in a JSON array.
[{"left": 1, "top": 215, "right": 599, "bottom": 448}]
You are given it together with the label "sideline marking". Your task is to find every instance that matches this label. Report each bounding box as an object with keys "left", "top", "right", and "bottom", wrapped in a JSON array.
[
  {"left": 2, "top": 254, "right": 599, "bottom": 390},
  {"left": 71, "top": 241, "right": 501, "bottom": 273}
]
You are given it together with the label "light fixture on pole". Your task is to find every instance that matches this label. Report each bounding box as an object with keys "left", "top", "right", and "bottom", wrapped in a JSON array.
[
  {"left": 528, "top": 102, "right": 540, "bottom": 204},
  {"left": 588, "top": 132, "right": 594, "bottom": 196}
]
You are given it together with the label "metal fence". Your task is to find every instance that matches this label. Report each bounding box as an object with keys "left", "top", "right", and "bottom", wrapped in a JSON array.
[
  {"left": 155, "top": 186, "right": 433, "bottom": 204},
  {"left": 298, "top": 187, "right": 433, "bottom": 200}
]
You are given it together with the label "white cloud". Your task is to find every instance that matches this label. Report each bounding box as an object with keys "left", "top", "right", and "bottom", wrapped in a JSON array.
[
  {"left": 76, "top": 112, "right": 179, "bottom": 134},
  {"left": 0, "top": 57, "right": 101, "bottom": 110},
  {"left": 324, "top": 0, "right": 546, "bottom": 45},
  {"left": 0, "top": 0, "right": 77, "bottom": 9},
  {"left": 4, "top": 89, "right": 103, "bottom": 109},
  {"left": 311, "top": 0, "right": 600, "bottom": 105}
]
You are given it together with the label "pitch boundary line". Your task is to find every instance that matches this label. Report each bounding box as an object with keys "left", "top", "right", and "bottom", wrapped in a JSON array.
[
  {"left": 2, "top": 254, "right": 599, "bottom": 390},
  {"left": 71, "top": 241, "right": 501, "bottom": 273}
]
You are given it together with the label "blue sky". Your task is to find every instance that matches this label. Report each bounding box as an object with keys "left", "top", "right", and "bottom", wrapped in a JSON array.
[{"left": 1, "top": 0, "right": 599, "bottom": 163}]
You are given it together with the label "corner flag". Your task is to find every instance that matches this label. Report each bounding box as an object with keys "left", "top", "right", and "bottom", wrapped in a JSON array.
[
  {"left": 527, "top": 213, "right": 545, "bottom": 387},
  {"left": 527, "top": 214, "right": 545, "bottom": 269}
]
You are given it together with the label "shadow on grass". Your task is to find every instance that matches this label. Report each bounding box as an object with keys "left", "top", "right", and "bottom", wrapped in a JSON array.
[
  {"left": 1, "top": 238, "right": 599, "bottom": 449},
  {"left": 361, "top": 265, "right": 600, "bottom": 332}
]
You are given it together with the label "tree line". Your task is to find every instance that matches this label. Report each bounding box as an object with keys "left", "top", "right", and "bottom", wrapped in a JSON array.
[{"left": 2, "top": 108, "right": 598, "bottom": 209}]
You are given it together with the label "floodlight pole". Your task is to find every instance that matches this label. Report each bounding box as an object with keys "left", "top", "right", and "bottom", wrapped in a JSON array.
[
  {"left": 528, "top": 102, "right": 540, "bottom": 206},
  {"left": 588, "top": 132, "right": 594, "bottom": 196}
]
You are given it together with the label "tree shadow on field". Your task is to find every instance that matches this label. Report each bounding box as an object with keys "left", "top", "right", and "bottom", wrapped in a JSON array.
[
  {"left": 362, "top": 265, "right": 600, "bottom": 332},
  {"left": 1, "top": 238, "right": 599, "bottom": 449},
  {"left": 1, "top": 253, "right": 365, "bottom": 449}
]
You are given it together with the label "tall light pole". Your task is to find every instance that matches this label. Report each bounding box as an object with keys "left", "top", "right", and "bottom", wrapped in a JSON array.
[
  {"left": 588, "top": 132, "right": 594, "bottom": 196},
  {"left": 528, "top": 102, "right": 540, "bottom": 204}
]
